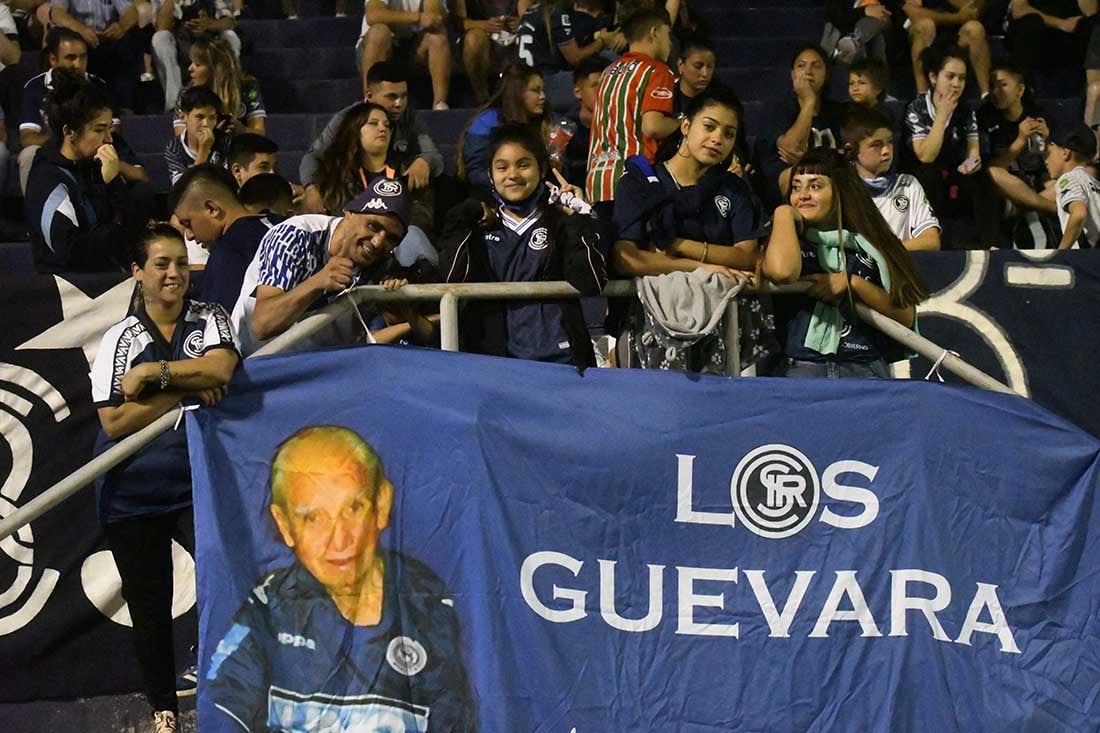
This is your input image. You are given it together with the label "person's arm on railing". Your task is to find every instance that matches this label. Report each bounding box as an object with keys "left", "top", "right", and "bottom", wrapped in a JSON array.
[
  {"left": 802, "top": 271, "right": 917, "bottom": 328},
  {"left": 371, "top": 278, "right": 441, "bottom": 344},
  {"left": 118, "top": 349, "right": 239, "bottom": 400},
  {"left": 612, "top": 239, "right": 742, "bottom": 278},
  {"left": 251, "top": 221, "right": 362, "bottom": 341},
  {"left": 98, "top": 389, "right": 191, "bottom": 439},
  {"left": 761, "top": 205, "right": 803, "bottom": 283},
  {"left": 665, "top": 238, "right": 758, "bottom": 270},
  {"left": 850, "top": 277, "right": 916, "bottom": 328},
  {"left": 97, "top": 348, "right": 239, "bottom": 439},
  {"left": 252, "top": 255, "right": 352, "bottom": 341}
]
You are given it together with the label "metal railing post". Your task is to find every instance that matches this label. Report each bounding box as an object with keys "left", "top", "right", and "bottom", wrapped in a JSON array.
[
  {"left": 0, "top": 410, "right": 179, "bottom": 542},
  {"left": 723, "top": 297, "right": 740, "bottom": 376},
  {"left": 852, "top": 303, "right": 1016, "bottom": 395},
  {"left": 439, "top": 292, "right": 460, "bottom": 352}
]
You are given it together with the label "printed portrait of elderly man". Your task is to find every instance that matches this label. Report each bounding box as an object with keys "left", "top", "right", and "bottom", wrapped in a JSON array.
[{"left": 206, "top": 425, "right": 477, "bottom": 732}]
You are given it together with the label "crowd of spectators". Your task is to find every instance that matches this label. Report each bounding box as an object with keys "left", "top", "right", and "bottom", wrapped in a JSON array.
[
  {"left": 18, "top": 0, "right": 1099, "bottom": 370},
  {"left": 15, "top": 2, "right": 1092, "bottom": 730}
]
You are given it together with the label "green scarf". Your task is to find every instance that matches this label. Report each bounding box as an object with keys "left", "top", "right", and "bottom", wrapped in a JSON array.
[{"left": 802, "top": 228, "right": 893, "bottom": 355}]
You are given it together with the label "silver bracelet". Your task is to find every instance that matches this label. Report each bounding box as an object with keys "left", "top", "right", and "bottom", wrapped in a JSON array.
[{"left": 159, "top": 360, "right": 170, "bottom": 390}]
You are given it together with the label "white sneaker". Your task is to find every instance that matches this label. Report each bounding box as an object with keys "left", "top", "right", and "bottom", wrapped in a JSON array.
[
  {"left": 153, "top": 710, "right": 177, "bottom": 733},
  {"left": 432, "top": 101, "right": 449, "bottom": 111}
]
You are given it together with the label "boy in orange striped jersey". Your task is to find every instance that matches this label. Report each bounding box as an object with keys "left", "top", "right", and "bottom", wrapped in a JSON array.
[{"left": 585, "top": 8, "right": 678, "bottom": 206}]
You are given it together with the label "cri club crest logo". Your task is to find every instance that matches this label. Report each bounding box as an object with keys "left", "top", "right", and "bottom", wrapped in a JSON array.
[{"left": 731, "top": 444, "right": 820, "bottom": 539}]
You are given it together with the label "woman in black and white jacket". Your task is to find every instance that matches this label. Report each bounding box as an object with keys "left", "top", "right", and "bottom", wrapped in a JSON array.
[
  {"left": 26, "top": 70, "right": 146, "bottom": 273},
  {"left": 90, "top": 223, "right": 239, "bottom": 733}
]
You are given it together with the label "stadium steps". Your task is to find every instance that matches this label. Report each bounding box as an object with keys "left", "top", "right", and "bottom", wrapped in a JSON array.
[{"left": 27, "top": 0, "right": 1089, "bottom": 202}]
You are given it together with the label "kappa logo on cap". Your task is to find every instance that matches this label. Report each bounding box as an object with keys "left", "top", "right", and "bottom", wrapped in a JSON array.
[
  {"left": 714, "top": 195, "right": 731, "bottom": 218},
  {"left": 373, "top": 179, "right": 403, "bottom": 197},
  {"left": 529, "top": 228, "right": 550, "bottom": 251}
]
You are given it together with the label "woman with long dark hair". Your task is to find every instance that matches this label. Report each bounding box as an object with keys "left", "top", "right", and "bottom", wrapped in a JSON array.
[
  {"left": 611, "top": 86, "right": 770, "bottom": 372},
  {"left": 442, "top": 123, "right": 607, "bottom": 367},
  {"left": 763, "top": 146, "right": 927, "bottom": 378},
  {"left": 26, "top": 69, "right": 146, "bottom": 273},
  {"left": 311, "top": 101, "right": 438, "bottom": 265},
  {"left": 314, "top": 102, "right": 397, "bottom": 215},
  {"left": 458, "top": 62, "right": 553, "bottom": 188},
  {"left": 90, "top": 224, "right": 239, "bottom": 733}
]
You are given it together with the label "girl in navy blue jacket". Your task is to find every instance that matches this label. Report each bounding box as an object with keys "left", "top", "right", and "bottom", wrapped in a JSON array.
[
  {"left": 442, "top": 123, "right": 607, "bottom": 368},
  {"left": 26, "top": 70, "right": 145, "bottom": 273},
  {"left": 611, "top": 86, "right": 770, "bottom": 372}
]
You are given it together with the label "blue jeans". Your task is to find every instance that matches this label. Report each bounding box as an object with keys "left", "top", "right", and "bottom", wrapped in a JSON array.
[{"left": 784, "top": 358, "right": 889, "bottom": 379}]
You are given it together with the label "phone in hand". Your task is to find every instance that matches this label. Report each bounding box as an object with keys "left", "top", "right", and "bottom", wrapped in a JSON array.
[{"left": 959, "top": 155, "right": 980, "bottom": 174}]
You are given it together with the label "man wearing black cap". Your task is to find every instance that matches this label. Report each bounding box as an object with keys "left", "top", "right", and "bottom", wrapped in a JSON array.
[
  {"left": 1045, "top": 122, "right": 1100, "bottom": 250},
  {"left": 230, "top": 178, "right": 410, "bottom": 355}
]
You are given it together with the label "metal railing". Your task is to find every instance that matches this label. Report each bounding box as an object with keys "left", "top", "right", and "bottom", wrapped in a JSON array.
[{"left": 0, "top": 279, "right": 1017, "bottom": 542}]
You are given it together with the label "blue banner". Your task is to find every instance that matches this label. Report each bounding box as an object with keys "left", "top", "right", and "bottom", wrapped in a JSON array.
[{"left": 188, "top": 346, "right": 1100, "bottom": 731}]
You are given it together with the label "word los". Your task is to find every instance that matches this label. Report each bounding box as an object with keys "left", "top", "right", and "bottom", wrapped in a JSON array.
[
  {"left": 520, "top": 553, "right": 1020, "bottom": 655},
  {"left": 675, "top": 448, "right": 881, "bottom": 538}
]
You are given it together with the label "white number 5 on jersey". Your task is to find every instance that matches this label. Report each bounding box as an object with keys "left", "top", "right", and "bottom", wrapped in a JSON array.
[{"left": 518, "top": 32, "right": 534, "bottom": 66}]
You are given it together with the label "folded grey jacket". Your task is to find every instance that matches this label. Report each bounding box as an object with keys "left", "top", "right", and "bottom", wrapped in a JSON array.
[{"left": 635, "top": 269, "right": 745, "bottom": 347}]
